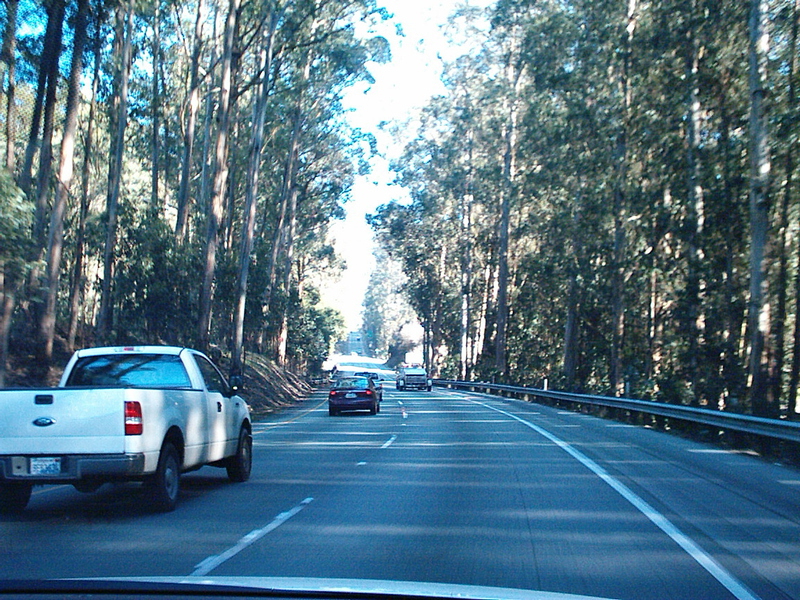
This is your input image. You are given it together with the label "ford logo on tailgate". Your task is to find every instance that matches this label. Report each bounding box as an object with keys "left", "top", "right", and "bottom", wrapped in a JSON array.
[{"left": 33, "top": 417, "right": 56, "bottom": 427}]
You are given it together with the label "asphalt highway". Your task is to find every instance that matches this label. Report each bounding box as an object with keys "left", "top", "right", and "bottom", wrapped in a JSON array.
[{"left": 3, "top": 386, "right": 800, "bottom": 600}]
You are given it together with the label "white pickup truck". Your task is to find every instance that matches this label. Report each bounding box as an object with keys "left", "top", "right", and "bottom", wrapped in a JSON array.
[{"left": 0, "top": 346, "right": 252, "bottom": 513}]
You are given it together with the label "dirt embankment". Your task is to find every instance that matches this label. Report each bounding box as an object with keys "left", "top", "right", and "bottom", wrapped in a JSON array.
[{"left": 219, "top": 353, "right": 313, "bottom": 416}]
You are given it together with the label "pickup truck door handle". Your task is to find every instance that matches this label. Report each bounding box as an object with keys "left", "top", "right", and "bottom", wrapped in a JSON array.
[{"left": 217, "top": 401, "right": 222, "bottom": 413}]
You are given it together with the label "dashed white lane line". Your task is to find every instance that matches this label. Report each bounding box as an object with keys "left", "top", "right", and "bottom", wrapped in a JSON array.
[
  {"left": 473, "top": 400, "right": 761, "bottom": 600},
  {"left": 191, "top": 497, "right": 314, "bottom": 576},
  {"left": 381, "top": 435, "right": 398, "bottom": 449}
]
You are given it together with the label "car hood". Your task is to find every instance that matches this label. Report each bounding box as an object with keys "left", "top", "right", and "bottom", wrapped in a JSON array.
[{"left": 1, "top": 576, "right": 618, "bottom": 600}]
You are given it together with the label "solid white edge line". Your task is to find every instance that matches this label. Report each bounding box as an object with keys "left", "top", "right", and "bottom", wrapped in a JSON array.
[
  {"left": 191, "top": 497, "right": 314, "bottom": 577},
  {"left": 473, "top": 401, "right": 761, "bottom": 600}
]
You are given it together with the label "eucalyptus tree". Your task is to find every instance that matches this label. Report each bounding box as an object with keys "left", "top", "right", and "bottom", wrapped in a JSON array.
[
  {"left": 39, "top": 0, "right": 89, "bottom": 364},
  {"left": 245, "top": 0, "right": 388, "bottom": 363},
  {"left": 197, "top": 0, "right": 240, "bottom": 351},
  {"left": 362, "top": 248, "right": 415, "bottom": 359},
  {"left": 67, "top": 4, "right": 104, "bottom": 352},
  {"left": 747, "top": 0, "right": 773, "bottom": 416},
  {"left": 97, "top": 0, "right": 134, "bottom": 341},
  {"left": 175, "top": 0, "right": 208, "bottom": 243},
  {"left": 772, "top": 0, "right": 800, "bottom": 415},
  {"left": 232, "top": 3, "right": 279, "bottom": 377},
  {"left": 0, "top": 169, "right": 30, "bottom": 386},
  {"left": 1, "top": 0, "right": 18, "bottom": 171}
]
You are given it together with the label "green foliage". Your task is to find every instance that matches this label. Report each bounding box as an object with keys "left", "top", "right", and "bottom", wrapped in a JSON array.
[
  {"left": 287, "top": 286, "right": 345, "bottom": 375},
  {"left": 369, "top": 0, "right": 797, "bottom": 412},
  {"left": 112, "top": 209, "right": 202, "bottom": 345},
  {"left": 0, "top": 169, "right": 32, "bottom": 277},
  {"left": 362, "top": 248, "right": 416, "bottom": 358}
]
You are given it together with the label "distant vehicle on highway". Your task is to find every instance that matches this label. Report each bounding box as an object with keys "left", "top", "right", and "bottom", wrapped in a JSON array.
[
  {"left": 328, "top": 376, "right": 382, "bottom": 416},
  {"left": 396, "top": 366, "right": 432, "bottom": 391}
]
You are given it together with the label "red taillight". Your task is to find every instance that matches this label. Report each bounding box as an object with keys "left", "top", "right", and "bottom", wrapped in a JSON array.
[
  {"left": 125, "top": 401, "right": 143, "bottom": 435},
  {"left": 364, "top": 390, "right": 373, "bottom": 397}
]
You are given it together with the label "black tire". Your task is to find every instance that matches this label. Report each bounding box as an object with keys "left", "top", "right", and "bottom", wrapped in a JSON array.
[
  {"left": 0, "top": 482, "right": 32, "bottom": 514},
  {"left": 329, "top": 405, "right": 338, "bottom": 416},
  {"left": 148, "top": 442, "right": 181, "bottom": 512},
  {"left": 226, "top": 427, "right": 252, "bottom": 483},
  {"left": 369, "top": 401, "right": 378, "bottom": 415}
]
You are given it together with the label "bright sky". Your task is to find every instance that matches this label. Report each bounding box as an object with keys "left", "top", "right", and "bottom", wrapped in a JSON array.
[{"left": 322, "top": 0, "right": 489, "bottom": 332}]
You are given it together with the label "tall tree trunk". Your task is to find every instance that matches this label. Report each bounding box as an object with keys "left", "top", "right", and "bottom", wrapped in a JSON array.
[
  {"left": 25, "top": 0, "right": 66, "bottom": 318},
  {"left": 175, "top": 0, "right": 205, "bottom": 243},
  {"left": 473, "top": 263, "right": 493, "bottom": 367},
  {"left": 459, "top": 125, "right": 474, "bottom": 380},
  {"left": 199, "top": 45, "right": 217, "bottom": 235},
  {"left": 198, "top": 0, "right": 240, "bottom": 350},
  {"left": 609, "top": 0, "right": 638, "bottom": 397},
  {"left": 684, "top": 0, "right": 705, "bottom": 405},
  {"left": 2, "top": 0, "right": 18, "bottom": 172},
  {"left": 276, "top": 186, "right": 298, "bottom": 366},
  {"left": 33, "top": 0, "right": 66, "bottom": 244},
  {"left": 19, "top": 0, "right": 63, "bottom": 197},
  {"left": 495, "top": 51, "right": 522, "bottom": 381},
  {"left": 259, "top": 43, "right": 313, "bottom": 346},
  {"left": 97, "top": 3, "right": 134, "bottom": 341},
  {"left": 39, "top": 0, "right": 89, "bottom": 364},
  {"left": 716, "top": 82, "right": 747, "bottom": 407},
  {"left": 232, "top": 10, "right": 277, "bottom": 375},
  {"left": 746, "top": 0, "right": 773, "bottom": 416},
  {"left": 563, "top": 198, "right": 584, "bottom": 391},
  {"left": 68, "top": 11, "right": 102, "bottom": 352},
  {"left": 776, "top": 0, "right": 799, "bottom": 416},
  {"left": 150, "top": 0, "right": 161, "bottom": 213}
]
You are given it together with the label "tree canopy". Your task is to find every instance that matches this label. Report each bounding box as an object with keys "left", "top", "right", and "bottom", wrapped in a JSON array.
[
  {"left": 369, "top": 0, "right": 800, "bottom": 418},
  {"left": 0, "top": 0, "right": 389, "bottom": 382}
]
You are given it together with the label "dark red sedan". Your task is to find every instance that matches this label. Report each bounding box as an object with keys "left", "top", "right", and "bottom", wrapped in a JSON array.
[{"left": 328, "top": 376, "right": 382, "bottom": 416}]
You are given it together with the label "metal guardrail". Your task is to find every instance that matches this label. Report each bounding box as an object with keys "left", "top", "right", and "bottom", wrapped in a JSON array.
[{"left": 435, "top": 379, "right": 800, "bottom": 445}]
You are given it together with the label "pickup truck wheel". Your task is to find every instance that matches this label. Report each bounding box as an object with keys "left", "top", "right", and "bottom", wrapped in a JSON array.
[
  {"left": 148, "top": 442, "right": 180, "bottom": 512},
  {"left": 226, "top": 428, "right": 252, "bottom": 483},
  {"left": 0, "top": 482, "right": 32, "bottom": 513}
]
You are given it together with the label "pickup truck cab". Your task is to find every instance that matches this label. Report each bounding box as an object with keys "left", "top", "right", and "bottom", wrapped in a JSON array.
[{"left": 0, "top": 346, "right": 252, "bottom": 513}]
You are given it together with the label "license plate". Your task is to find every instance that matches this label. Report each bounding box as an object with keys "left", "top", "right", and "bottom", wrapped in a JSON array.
[
  {"left": 345, "top": 393, "right": 357, "bottom": 399},
  {"left": 30, "top": 457, "right": 61, "bottom": 476}
]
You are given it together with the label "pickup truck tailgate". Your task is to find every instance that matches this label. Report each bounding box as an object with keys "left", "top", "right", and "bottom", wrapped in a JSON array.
[{"left": 0, "top": 388, "right": 126, "bottom": 455}]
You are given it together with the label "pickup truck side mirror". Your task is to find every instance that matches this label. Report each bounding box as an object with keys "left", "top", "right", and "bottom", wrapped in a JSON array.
[{"left": 229, "top": 374, "right": 244, "bottom": 395}]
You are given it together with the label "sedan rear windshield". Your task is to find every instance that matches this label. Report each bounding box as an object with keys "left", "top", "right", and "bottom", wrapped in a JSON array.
[
  {"left": 333, "top": 377, "right": 369, "bottom": 390},
  {"left": 64, "top": 354, "right": 193, "bottom": 389}
]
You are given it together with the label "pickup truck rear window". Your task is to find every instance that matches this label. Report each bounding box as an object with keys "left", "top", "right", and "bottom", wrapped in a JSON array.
[{"left": 64, "top": 354, "right": 194, "bottom": 389}]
